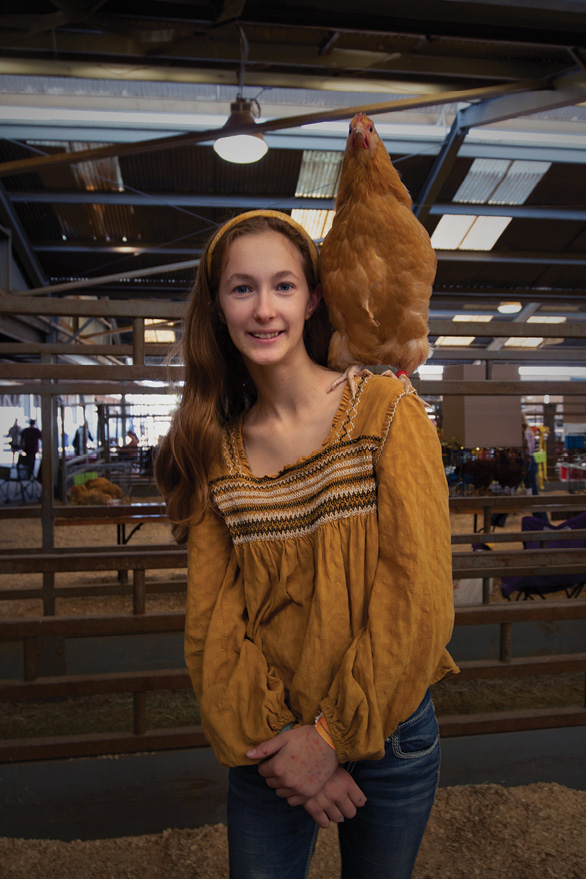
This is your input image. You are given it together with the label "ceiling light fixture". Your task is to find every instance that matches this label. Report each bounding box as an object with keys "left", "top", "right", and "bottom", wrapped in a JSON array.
[
  {"left": 213, "top": 28, "right": 268, "bottom": 164},
  {"left": 497, "top": 301, "right": 522, "bottom": 314}
]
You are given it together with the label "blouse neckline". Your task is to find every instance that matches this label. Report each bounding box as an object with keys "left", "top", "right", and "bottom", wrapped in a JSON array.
[{"left": 233, "top": 381, "right": 354, "bottom": 481}]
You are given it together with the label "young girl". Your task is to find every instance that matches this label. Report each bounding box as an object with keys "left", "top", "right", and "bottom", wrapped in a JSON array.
[{"left": 156, "top": 209, "right": 457, "bottom": 879}]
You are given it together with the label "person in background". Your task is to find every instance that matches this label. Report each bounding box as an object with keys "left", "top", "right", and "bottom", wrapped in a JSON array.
[
  {"left": 125, "top": 430, "right": 139, "bottom": 456},
  {"left": 6, "top": 419, "right": 21, "bottom": 463},
  {"left": 19, "top": 419, "right": 42, "bottom": 476},
  {"left": 523, "top": 420, "right": 548, "bottom": 523},
  {"left": 72, "top": 422, "right": 93, "bottom": 457}
]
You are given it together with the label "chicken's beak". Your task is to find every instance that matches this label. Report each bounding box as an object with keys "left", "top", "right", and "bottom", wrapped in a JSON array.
[{"left": 351, "top": 125, "right": 370, "bottom": 150}]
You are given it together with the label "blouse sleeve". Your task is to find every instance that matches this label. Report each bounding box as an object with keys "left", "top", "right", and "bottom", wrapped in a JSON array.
[
  {"left": 185, "top": 507, "right": 296, "bottom": 766},
  {"left": 320, "top": 390, "right": 458, "bottom": 762}
]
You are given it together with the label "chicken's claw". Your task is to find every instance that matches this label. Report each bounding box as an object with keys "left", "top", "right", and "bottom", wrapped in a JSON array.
[
  {"left": 381, "top": 368, "right": 413, "bottom": 391},
  {"left": 329, "top": 366, "right": 373, "bottom": 399}
]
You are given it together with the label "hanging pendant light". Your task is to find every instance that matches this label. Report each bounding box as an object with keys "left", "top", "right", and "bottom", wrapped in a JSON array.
[
  {"left": 213, "top": 28, "right": 268, "bottom": 164},
  {"left": 213, "top": 98, "right": 268, "bottom": 163}
]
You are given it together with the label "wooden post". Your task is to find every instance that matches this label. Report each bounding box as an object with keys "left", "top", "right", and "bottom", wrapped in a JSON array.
[
  {"left": 41, "top": 357, "right": 56, "bottom": 615},
  {"left": 133, "top": 691, "right": 147, "bottom": 735},
  {"left": 132, "top": 318, "right": 145, "bottom": 366},
  {"left": 23, "top": 636, "right": 37, "bottom": 682},
  {"left": 133, "top": 568, "right": 146, "bottom": 615},
  {"left": 500, "top": 622, "right": 513, "bottom": 663}
]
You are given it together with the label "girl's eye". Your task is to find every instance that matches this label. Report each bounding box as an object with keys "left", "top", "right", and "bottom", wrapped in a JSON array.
[
  {"left": 277, "top": 282, "right": 293, "bottom": 292},
  {"left": 234, "top": 285, "right": 250, "bottom": 294}
]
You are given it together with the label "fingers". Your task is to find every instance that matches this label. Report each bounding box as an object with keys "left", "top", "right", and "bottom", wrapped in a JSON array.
[
  {"left": 286, "top": 794, "right": 307, "bottom": 807},
  {"left": 307, "top": 806, "right": 331, "bottom": 830},
  {"left": 246, "top": 736, "right": 284, "bottom": 761},
  {"left": 275, "top": 787, "right": 298, "bottom": 799},
  {"left": 303, "top": 796, "right": 333, "bottom": 829},
  {"left": 302, "top": 792, "right": 344, "bottom": 828},
  {"left": 340, "top": 773, "right": 367, "bottom": 808},
  {"left": 348, "top": 785, "right": 367, "bottom": 808}
]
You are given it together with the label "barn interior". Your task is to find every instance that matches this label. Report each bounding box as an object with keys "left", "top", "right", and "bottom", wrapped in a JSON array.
[{"left": 0, "top": 0, "right": 585, "bottom": 865}]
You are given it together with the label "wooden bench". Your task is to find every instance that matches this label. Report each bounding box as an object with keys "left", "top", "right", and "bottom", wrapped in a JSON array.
[
  {"left": 54, "top": 504, "right": 168, "bottom": 582},
  {"left": 54, "top": 512, "right": 166, "bottom": 545}
]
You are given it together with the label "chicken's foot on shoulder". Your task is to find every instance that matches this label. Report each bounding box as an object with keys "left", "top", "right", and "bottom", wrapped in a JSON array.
[
  {"left": 381, "top": 368, "right": 413, "bottom": 391},
  {"left": 328, "top": 366, "right": 373, "bottom": 399}
]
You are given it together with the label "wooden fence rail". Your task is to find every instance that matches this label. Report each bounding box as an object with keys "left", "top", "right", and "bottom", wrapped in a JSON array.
[
  {"left": 1, "top": 599, "right": 585, "bottom": 763},
  {"left": 2, "top": 545, "right": 584, "bottom": 604}
]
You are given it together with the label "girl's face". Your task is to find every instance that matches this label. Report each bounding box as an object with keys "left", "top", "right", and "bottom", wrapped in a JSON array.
[{"left": 217, "top": 230, "right": 320, "bottom": 371}]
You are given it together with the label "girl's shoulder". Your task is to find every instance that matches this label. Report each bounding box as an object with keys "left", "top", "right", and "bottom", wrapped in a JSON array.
[{"left": 353, "top": 373, "right": 421, "bottom": 436}]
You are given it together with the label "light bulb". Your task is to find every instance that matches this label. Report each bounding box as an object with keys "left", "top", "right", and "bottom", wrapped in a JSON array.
[
  {"left": 213, "top": 134, "right": 268, "bottom": 164},
  {"left": 497, "top": 302, "right": 522, "bottom": 314}
]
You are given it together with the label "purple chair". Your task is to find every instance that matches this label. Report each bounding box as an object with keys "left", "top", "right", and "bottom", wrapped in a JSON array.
[{"left": 500, "top": 512, "right": 586, "bottom": 600}]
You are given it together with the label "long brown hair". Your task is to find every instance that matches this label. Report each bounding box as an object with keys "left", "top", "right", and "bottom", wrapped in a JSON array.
[{"left": 155, "top": 213, "right": 332, "bottom": 543}]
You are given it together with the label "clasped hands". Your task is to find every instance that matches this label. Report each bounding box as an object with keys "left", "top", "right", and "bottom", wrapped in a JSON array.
[{"left": 246, "top": 725, "right": 366, "bottom": 828}]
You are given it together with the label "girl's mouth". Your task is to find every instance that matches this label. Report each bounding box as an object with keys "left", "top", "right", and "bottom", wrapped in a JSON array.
[{"left": 249, "top": 331, "right": 283, "bottom": 340}]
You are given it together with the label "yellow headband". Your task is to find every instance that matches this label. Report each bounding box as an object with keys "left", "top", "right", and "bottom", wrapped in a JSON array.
[{"left": 206, "top": 209, "right": 319, "bottom": 275}]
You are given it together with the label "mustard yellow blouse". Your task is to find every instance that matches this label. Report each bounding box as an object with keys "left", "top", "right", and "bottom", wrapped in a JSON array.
[{"left": 185, "top": 374, "right": 458, "bottom": 767}]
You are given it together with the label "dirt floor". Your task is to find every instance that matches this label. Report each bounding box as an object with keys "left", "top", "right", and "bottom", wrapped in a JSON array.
[
  {"left": 1, "top": 496, "right": 585, "bottom": 876},
  {"left": 1, "top": 783, "right": 585, "bottom": 878}
]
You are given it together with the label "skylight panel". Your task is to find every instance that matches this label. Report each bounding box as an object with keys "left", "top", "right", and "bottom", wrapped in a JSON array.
[
  {"left": 291, "top": 209, "right": 335, "bottom": 241},
  {"left": 503, "top": 337, "right": 544, "bottom": 348},
  {"left": 453, "top": 158, "right": 510, "bottom": 204},
  {"left": 452, "top": 314, "right": 493, "bottom": 322},
  {"left": 458, "top": 216, "right": 512, "bottom": 251},
  {"left": 435, "top": 336, "right": 475, "bottom": 346},
  {"left": 295, "top": 151, "right": 342, "bottom": 198},
  {"left": 527, "top": 315, "right": 567, "bottom": 323},
  {"left": 430, "top": 215, "right": 475, "bottom": 249},
  {"left": 489, "top": 160, "right": 551, "bottom": 205}
]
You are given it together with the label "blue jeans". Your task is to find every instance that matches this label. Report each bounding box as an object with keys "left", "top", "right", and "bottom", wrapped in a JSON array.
[{"left": 227, "top": 690, "right": 440, "bottom": 879}]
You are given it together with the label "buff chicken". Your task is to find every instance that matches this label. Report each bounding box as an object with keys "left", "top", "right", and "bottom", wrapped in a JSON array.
[{"left": 320, "top": 112, "right": 437, "bottom": 378}]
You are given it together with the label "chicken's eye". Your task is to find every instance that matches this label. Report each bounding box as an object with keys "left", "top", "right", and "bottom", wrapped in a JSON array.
[
  {"left": 369, "top": 126, "right": 373, "bottom": 132},
  {"left": 348, "top": 124, "right": 352, "bottom": 133}
]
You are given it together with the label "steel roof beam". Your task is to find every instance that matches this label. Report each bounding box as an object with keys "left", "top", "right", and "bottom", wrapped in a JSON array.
[
  {"left": 437, "top": 252, "right": 586, "bottom": 267},
  {"left": 236, "top": 6, "right": 586, "bottom": 49},
  {"left": 413, "top": 111, "right": 468, "bottom": 223},
  {"left": 2, "top": 124, "right": 586, "bottom": 165},
  {"left": 23, "top": 240, "right": 586, "bottom": 269},
  {"left": 9, "top": 191, "right": 586, "bottom": 223},
  {"left": 459, "top": 69, "right": 586, "bottom": 130},
  {"left": 0, "top": 32, "right": 554, "bottom": 83},
  {"left": 0, "top": 183, "right": 47, "bottom": 290}
]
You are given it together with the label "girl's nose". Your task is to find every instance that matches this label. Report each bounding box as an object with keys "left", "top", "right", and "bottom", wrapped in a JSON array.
[{"left": 253, "top": 291, "right": 276, "bottom": 321}]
